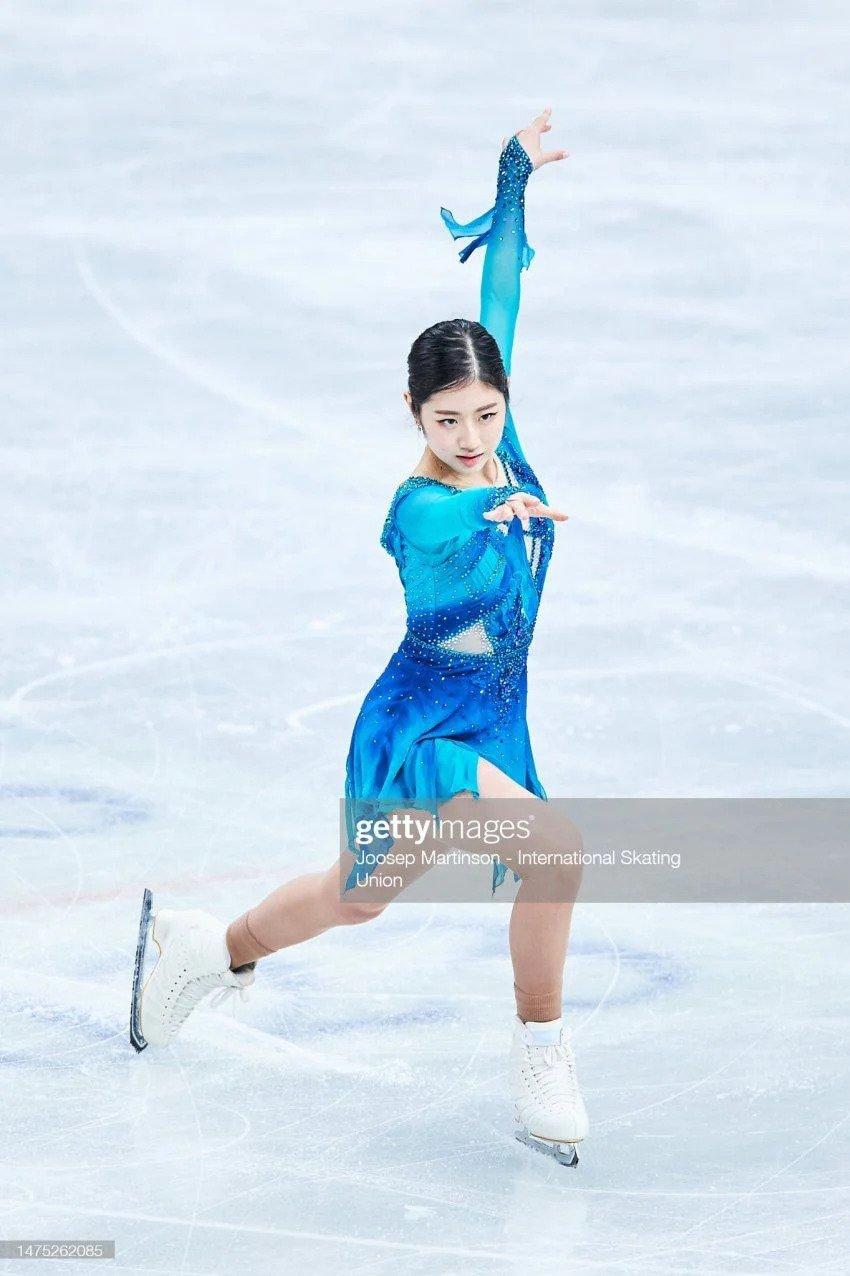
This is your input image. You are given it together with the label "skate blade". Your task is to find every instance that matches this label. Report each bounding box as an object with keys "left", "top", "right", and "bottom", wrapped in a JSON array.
[
  {"left": 515, "top": 1127, "right": 580, "bottom": 1167},
  {"left": 129, "top": 888, "right": 153, "bottom": 1052}
]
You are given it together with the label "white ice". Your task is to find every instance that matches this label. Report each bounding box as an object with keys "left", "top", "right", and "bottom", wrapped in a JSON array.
[{"left": 1, "top": 1, "right": 849, "bottom": 1272}]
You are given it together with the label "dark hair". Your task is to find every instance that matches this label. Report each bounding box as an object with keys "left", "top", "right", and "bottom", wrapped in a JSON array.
[{"left": 406, "top": 318, "right": 509, "bottom": 421}]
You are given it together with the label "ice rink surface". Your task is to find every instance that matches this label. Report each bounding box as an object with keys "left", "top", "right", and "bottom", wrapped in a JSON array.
[{"left": 2, "top": 1, "right": 849, "bottom": 1271}]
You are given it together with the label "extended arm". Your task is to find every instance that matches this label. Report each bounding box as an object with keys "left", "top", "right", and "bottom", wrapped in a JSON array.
[
  {"left": 439, "top": 109, "right": 568, "bottom": 467},
  {"left": 395, "top": 481, "right": 518, "bottom": 554}
]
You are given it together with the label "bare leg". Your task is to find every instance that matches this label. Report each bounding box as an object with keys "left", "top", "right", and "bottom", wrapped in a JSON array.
[
  {"left": 452, "top": 758, "right": 582, "bottom": 1022},
  {"left": 224, "top": 860, "right": 387, "bottom": 968},
  {"left": 482, "top": 755, "right": 576, "bottom": 1015},
  {"left": 226, "top": 754, "right": 583, "bottom": 1025}
]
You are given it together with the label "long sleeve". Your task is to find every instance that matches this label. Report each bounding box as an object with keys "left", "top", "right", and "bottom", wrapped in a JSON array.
[
  {"left": 394, "top": 480, "right": 517, "bottom": 554},
  {"left": 479, "top": 136, "right": 534, "bottom": 376},
  {"left": 440, "top": 134, "right": 535, "bottom": 464}
]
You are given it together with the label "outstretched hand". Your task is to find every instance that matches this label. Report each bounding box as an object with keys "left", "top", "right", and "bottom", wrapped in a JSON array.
[
  {"left": 482, "top": 491, "right": 569, "bottom": 532},
  {"left": 501, "top": 106, "right": 569, "bottom": 171}
]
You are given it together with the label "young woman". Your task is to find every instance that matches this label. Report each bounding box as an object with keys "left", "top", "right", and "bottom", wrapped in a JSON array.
[{"left": 130, "top": 107, "right": 589, "bottom": 1166}]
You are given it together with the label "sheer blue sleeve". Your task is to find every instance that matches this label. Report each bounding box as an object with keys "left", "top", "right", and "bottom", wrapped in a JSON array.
[
  {"left": 394, "top": 481, "right": 517, "bottom": 554},
  {"left": 439, "top": 134, "right": 535, "bottom": 465}
]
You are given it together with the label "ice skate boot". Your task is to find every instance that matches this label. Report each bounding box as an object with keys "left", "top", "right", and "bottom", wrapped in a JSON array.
[
  {"left": 510, "top": 1016, "right": 588, "bottom": 1166},
  {"left": 130, "top": 889, "right": 255, "bottom": 1051}
]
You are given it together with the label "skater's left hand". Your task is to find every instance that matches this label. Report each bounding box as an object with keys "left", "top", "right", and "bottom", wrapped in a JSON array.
[{"left": 501, "top": 106, "right": 569, "bottom": 171}]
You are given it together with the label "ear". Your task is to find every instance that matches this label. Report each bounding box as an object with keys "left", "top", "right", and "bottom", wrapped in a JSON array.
[{"left": 403, "top": 391, "right": 422, "bottom": 430}]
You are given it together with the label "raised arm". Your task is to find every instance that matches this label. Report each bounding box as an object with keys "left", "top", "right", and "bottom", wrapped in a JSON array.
[
  {"left": 478, "top": 135, "right": 534, "bottom": 377},
  {"left": 439, "top": 108, "right": 568, "bottom": 466},
  {"left": 439, "top": 135, "right": 532, "bottom": 377}
]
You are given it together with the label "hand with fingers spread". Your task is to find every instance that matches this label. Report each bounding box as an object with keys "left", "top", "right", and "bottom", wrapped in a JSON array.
[
  {"left": 482, "top": 491, "right": 569, "bottom": 533},
  {"left": 501, "top": 105, "right": 569, "bottom": 171}
]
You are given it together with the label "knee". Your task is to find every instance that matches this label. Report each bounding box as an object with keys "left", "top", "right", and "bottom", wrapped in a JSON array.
[
  {"left": 531, "top": 811, "right": 584, "bottom": 857},
  {"left": 322, "top": 876, "right": 388, "bottom": 926},
  {"left": 523, "top": 814, "right": 585, "bottom": 899},
  {"left": 332, "top": 897, "right": 388, "bottom": 926},
  {"left": 560, "top": 816, "right": 585, "bottom": 859}
]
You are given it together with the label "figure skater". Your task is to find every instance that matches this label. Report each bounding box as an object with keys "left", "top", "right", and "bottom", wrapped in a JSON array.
[{"left": 131, "top": 107, "right": 589, "bottom": 1166}]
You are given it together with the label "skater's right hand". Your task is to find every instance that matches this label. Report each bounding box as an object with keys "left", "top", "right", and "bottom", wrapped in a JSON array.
[{"left": 483, "top": 491, "right": 569, "bottom": 532}]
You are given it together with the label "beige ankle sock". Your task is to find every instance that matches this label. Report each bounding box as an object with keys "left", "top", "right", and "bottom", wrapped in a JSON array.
[
  {"left": 514, "top": 983, "right": 563, "bottom": 1024},
  {"left": 226, "top": 909, "right": 275, "bottom": 970}
]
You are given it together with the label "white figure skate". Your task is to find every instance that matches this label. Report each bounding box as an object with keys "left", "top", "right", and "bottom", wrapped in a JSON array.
[
  {"left": 510, "top": 1016, "right": 589, "bottom": 1167},
  {"left": 130, "top": 889, "right": 255, "bottom": 1051}
]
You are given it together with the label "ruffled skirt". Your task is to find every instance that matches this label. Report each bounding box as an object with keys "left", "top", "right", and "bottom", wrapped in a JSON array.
[{"left": 343, "top": 633, "right": 546, "bottom": 893}]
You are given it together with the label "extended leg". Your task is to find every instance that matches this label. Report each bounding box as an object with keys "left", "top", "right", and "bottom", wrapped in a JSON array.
[
  {"left": 224, "top": 858, "right": 390, "bottom": 969},
  {"left": 224, "top": 818, "right": 445, "bottom": 969}
]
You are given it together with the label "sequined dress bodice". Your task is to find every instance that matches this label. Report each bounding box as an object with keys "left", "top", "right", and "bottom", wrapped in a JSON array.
[{"left": 380, "top": 447, "right": 553, "bottom": 719}]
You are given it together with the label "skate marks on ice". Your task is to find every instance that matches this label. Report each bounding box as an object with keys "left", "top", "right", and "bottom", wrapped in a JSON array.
[
  {"left": 0, "top": 949, "right": 382, "bottom": 1083},
  {"left": 74, "top": 250, "right": 309, "bottom": 436},
  {"left": 2, "top": 904, "right": 848, "bottom": 1267},
  {"left": 0, "top": 783, "right": 149, "bottom": 841},
  {"left": 1, "top": 623, "right": 387, "bottom": 725}
]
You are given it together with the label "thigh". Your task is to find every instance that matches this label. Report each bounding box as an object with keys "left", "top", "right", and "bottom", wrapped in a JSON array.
[
  {"left": 333, "top": 806, "right": 454, "bottom": 905},
  {"left": 457, "top": 754, "right": 539, "bottom": 802},
  {"left": 333, "top": 754, "right": 580, "bottom": 901},
  {"left": 441, "top": 754, "right": 583, "bottom": 883},
  {"left": 336, "top": 757, "right": 529, "bottom": 885},
  {"left": 329, "top": 760, "right": 515, "bottom": 904}
]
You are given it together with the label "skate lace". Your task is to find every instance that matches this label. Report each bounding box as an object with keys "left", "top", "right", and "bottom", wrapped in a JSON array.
[
  {"left": 208, "top": 982, "right": 252, "bottom": 1014},
  {"left": 166, "top": 973, "right": 251, "bottom": 1030},
  {"left": 529, "top": 1041, "right": 580, "bottom": 1106}
]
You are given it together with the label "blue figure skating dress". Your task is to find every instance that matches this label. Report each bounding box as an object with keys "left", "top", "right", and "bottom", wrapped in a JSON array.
[{"left": 344, "top": 135, "right": 555, "bottom": 893}]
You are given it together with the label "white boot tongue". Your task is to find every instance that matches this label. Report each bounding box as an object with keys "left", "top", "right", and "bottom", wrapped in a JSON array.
[{"left": 526, "top": 1017, "right": 563, "bottom": 1046}]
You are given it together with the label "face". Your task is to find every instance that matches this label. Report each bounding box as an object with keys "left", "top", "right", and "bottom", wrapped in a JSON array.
[{"left": 405, "top": 380, "right": 506, "bottom": 477}]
